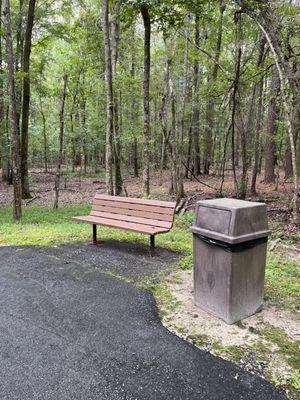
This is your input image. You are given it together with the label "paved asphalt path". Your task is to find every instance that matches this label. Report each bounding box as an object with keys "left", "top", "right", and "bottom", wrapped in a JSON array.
[{"left": 0, "top": 242, "right": 288, "bottom": 400}]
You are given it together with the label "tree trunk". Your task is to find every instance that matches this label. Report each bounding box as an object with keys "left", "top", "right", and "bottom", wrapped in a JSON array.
[
  {"left": 169, "top": 90, "right": 178, "bottom": 195},
  {"left": 53, "top": 74, "right": 67, "bottom": 209},
  {"left": 111, "top": 0, "right": 122, "bottom": 195},
  {"left": 231, "top": 12, "right": 243, "bottom": 197},
  {"left": 239, "top": 35, "right": 266, "bottom": 199},
  {"left": 203, "top": 1, "right": 225, "bottom": 174},
  {"left": 103, "top": 0, "right": 114, "bottom": 195},
  {"left": 264, "top": 70, "right": 280, "bottom": 183},
  {"left": 79, "top": 97, "right": 87, "bottom": 174},
  {"left": 177, "top": 13, "right": 190, "bottom": 200},
  {"left": 130, "top": 26, "right": 139, "bottom": 178},
  {"left": 15, "top": 0, "right": 24, "bottom": 135},
  {"left": 251, "top": 77, "right": 265, "bottom": 195},
  {"left": 39, "top": 94, "right": 48, "bottom": 173},
  {"left": 140, "top": 4, "right": 151, "bottom": 196},
  {"left": 285, "top": 79, "right": 300, "bottom": 178},
  {"left": 256, "top": 19, "right": 299, "bottom": 224},
  {"left": 4, "top": 0, "right": 22, "bottom": 221},
  {"left": 0, "top": 0, "right": 7, "bottom": 184},
  {"left": 160, "top": 39, "right": 172, "bottom": 184},
  {"left": 20, "top": 0, "right": 36, "bottom": 199},
  {"left": 186, "top": 124, "right": 193, "bottom": 178},
  {"left": 1, "top": 9, "right": 10, "bottom": 184},
  {"left": 193, "top": 12, "right": 201, "bottom": 176}
]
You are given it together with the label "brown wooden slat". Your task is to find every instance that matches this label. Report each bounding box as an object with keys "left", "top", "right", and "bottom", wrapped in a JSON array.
[
  {"left": 93, "top": 198, "right": 174, "bottom": 216},
  {"left": 73, "top": 216, "right": 169, "bottom": 235},
  {"left": 90, "top": 210, "right": 172, "bottom": 229},
  {"left": 94, "top": 194, "right": 176, "bottom": 208},
  {"left": 91, "top": 204, "right": 173, "bottom": 222}
]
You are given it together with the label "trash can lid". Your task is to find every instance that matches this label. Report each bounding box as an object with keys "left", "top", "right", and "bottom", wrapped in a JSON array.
[{"left": 190, "top": 198, "right": 270, "bottom": 244}]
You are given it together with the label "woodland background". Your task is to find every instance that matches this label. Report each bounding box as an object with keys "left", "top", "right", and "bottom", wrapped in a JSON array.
[{"left": 0, "top": 0, "right": 299, "bottom": 223}]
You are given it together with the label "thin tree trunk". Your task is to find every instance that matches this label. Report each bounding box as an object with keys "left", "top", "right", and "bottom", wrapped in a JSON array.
[
  {"left": 53, "top": 74, "right": 67, "bottom": 209},
  {"left": 264, "top": 69, "right": 280, "bottom": 183},
  {"left": 231, "top": 13, "right": 243, "bottom": 197},
  {"left": 103, "top": 0, "right": 114, "bottom": 195},
  {"left": 177, "top": 13, "right": 190, "bottom": 200},
  {"left": 186, "top": 124, "right": 193, "bottom": 178},
  {"left": 169, "top": 89, "right": 178, "bottom": 195},
  {"left": 285, "top": 82, "right": 300, "bottom": 178},
  {"left": 4, "top": 106, "right": 12, "bottom": 183},
  {"left": 4, "top": 0, "right": 22, "bottom": 221},
  {"left": 39, "top": 94, "right": 48, "bottom": 173},
  {"left": 20, "top": 0, "right": 36, "bottom": 199},
  {"left": 79, "top": 98, "right": 87, "bottom": 174},
  {"left": 256, "top": 19, "right": 300, "bottom": 224},
  {"left": 203, "top": 1, "right": 225, "bottom": 174},
  {"left": 130, "top": 26, "right": 139, "bottom": 178},
  {"left": 15, "top": 0, "right": 24, "bottom": 135},
  {"left": 111, "top": 0, "right": 122, "bottom": 195},
  {"left": 0, "top": 0, "right": 7, "bottom": 184},
  {"left": 141, "top": 4, "right": 151, "bottom": 196},
  {"left": 160, "top": 40, "right": 172, "bottom": 184},
  {"left": 239, "top": 35, "right": 266, "bottom": 198},
  {"left": 193, "top": 11, "right": 201, "bottom": 176},
  {"left": 70, "top": 114, "right": 75, "bottom": 173},
  {"left": 251, "top": 77, "right": 265, "bottom": 195}
]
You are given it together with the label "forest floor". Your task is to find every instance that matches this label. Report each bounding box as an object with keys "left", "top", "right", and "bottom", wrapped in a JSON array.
[{"left": 0, "top": 168, "right": 299, "bottom": 399}]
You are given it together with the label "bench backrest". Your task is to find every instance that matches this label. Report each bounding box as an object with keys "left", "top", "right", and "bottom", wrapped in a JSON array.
[{"left": 91, "top": 194, "right": 176, "bottom": 230}]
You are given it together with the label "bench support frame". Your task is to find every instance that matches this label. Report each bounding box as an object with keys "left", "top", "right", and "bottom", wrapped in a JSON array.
[
  {"left": 92, "top": 224, "right": 155, "bottom": 257},
  {"left": 93, "top": 224, "right": 97, "bottom": 245},
  {"left": 150, "top": 234, "right": 155, "bottom": 257}
]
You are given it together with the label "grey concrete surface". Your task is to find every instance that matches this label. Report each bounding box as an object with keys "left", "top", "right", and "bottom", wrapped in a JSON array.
[{"left": 0, "top": 244, "right": 287, "bottom": 400}]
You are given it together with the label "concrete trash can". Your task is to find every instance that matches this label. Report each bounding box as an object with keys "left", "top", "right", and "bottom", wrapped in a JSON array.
[{"left": 191, "top": 198, "right": 270, "bottom": 324}]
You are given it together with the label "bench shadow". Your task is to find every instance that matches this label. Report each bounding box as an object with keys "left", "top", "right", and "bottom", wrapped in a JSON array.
[{"left": 91, "top": 238, "right": 181, "bottom": 260}]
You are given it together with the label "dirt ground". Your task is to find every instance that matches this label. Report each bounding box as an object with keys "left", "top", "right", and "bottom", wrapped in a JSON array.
[
  {"left": 0, "top": 167, "right": 296, "bottom": 214},
  {"left": 163, "top": 269, "right": 300, "bottom": 346}
]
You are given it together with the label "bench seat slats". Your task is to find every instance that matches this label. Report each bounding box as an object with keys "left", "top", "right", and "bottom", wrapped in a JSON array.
[
  {"left": 90, "top": 210, "right": 172, "bottom": 229},
  {"left": 73, "top": 215, "right": 169, "bottom": 235},
  {"left": 73, "top": 195, "right": 176, "bottom": 255},
  {"left": 94, "top": 194, "right": 176, "bottom": 208},
  {"left": 93, "top": 198, "right": 175, "bottom": 216},
  {"left": 91, "top": 204, "right": 173, "bottom": 222}
]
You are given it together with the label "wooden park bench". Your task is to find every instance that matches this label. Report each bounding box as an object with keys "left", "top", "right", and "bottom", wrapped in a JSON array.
[{"left": 73, "top": 194, "right": 176, "bottom": 256}]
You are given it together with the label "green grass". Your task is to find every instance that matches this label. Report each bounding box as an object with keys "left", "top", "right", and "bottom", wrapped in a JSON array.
[
  {"left": 0, "top": 205, "right": 92, "bottom": 246},
  {"left": 265, "top": 254, "right": 300, "bottom": 312},
  {"left": 210, "top": 326, "right": 300, "bottom": 400},
  {"left": 0, "top": 205, "right": 192, "bottom": 253}
]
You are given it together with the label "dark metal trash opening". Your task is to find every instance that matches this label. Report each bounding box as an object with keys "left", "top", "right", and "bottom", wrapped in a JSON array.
[{"left": 195, "top": 234, "right": 268, "bottom": 253}]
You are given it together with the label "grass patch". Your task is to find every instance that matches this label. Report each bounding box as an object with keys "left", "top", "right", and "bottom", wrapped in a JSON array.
[
  {"left": 0, "top": 205, "right": 192, "bottom": 253},
  {"left": 0, "top": 205, "right": 92, "bottom": 246},
  {"left": 260, "top": 325, "right": 300, "bottom": 370},
  {"left": 265, "top": 253, "right": 300, "bottom": 313},
  {"left": 139, "top": 272, "right": 182, "bottom": 318},
  {"left": 186, "top": 326, "right": 300, "bottom": 400}
]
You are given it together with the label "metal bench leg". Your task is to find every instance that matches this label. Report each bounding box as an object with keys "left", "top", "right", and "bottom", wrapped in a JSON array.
[
  {"left": 150, "top": 235, "right": 155, "bottom": 257},
  {"left": 93, "top": 224, "right": 97, "bottom": 245}
]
